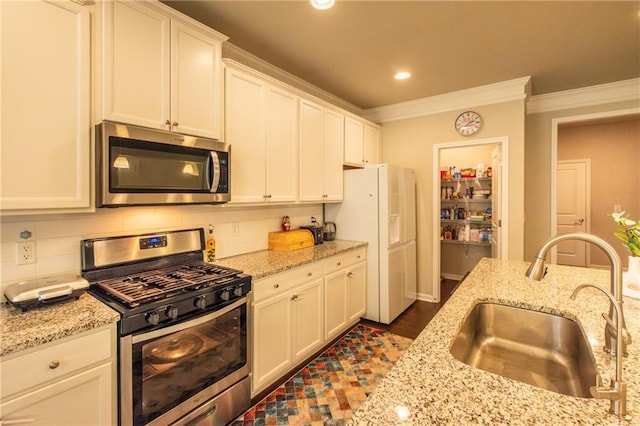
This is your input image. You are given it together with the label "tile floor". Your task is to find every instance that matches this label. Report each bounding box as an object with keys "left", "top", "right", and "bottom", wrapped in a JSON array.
[{"left": 231, "top": 324, "right": 414, "bottom": 425}]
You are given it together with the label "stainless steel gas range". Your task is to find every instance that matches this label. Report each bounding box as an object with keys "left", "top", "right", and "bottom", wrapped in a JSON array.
[{"left": 81, "top": 228, "right": 251, "bottom": 426}]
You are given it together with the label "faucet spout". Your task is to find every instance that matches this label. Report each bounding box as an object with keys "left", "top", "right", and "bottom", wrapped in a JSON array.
[
  {"left": 526, "top": 232, "right": 630, "bottom": 356},
  {"left": 571, "top": 283, "right": 629, "bottom": 419}
]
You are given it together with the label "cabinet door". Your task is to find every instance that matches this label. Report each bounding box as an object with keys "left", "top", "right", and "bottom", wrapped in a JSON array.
[
  {"left": 0, "top": 363, "right": 113, "bottom": 426},
  {"left": 291, "top": 278, "right": 324, "bottom": 362},
  {"left": 364, "top": 124, "right": 380, "bottom": 166},
  {"left": 323, "top": 109, "right": 344, "bottom": 201},
  {"left": 225, "top": 68, "right": 267, "bottom": 203},
  {"left": 344, "top": 117, "right": 364, "bottom": 167},
  {"left": 346, "top": 262, "right": 367, "bottom": 323},
  {"left": 265, "top": 86, "right": 298, "bottom": 203},
  {"left": 252, "top": 294, "right": 291, "bottom": 392},
  {"left": 171, "top": 21, "right": 222, "bottom": 139},
  {"left": 102, "top": 1, "right": 170, "bottom": 130},
  {"left": 1, "top": 0, "right": 91, "bottom": 211},
  {"left": 298, "top": 100, "right": 324, "bottom": 201},
  {"left": 324, "top": 270, "right": 347, "bottom": 340}
]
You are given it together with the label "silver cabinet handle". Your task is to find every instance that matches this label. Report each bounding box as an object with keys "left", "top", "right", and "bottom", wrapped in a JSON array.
[
  {"left": 574, "top": 218, "right": 585, "bottom": 225},
  {"left": 49, "top": 360, "right": 60, "bottom": 369}
]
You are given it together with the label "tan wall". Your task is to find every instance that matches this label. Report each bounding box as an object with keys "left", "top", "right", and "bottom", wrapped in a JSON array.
[
  {"left": 524, "top": 100, "right": 640, "bottom": 264},
  {"left": 380, "top": 100, "right": 525, "bottom": 301},
  {"left": 558, "top": 118, "right": 640, "bottom": 267}
]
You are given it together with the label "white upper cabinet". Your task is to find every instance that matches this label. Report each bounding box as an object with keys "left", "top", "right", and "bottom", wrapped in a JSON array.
[
  {"left": 344, "top": 117, "right": 365, "bottom": 167},
  {"left": 100, "top": 1, "right": 226, "bottom": 139},
  {"left": 344, "top": 117, "right": 381, "bottom": 167},
  {"left": 225, "top": 63, "right": 298, "bottom": 204},
  {"left": 299, "top": 100, "right": 344, "bottom": 202},
  {"left": 364, "top": 123, "right": 381, "bottom": 165},
  {"left": 1, "top": 0, "right": 91, "bottom": 213}
]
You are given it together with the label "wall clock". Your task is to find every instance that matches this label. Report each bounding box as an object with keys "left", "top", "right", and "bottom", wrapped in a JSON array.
[{"left": 455, "top": 111, "right": 482, "bottom": 136}]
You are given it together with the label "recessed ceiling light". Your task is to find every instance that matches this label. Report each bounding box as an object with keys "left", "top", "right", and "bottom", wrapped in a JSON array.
[
  {"left": 394, "top": 71, "right": 411, "bottom": 80},
  {"left": 310, "top": 0, "right": 335, "bottom": 10}
]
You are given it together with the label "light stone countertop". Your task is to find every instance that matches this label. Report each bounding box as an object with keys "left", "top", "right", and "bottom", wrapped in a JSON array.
[
  {"left": 0, "top": 240, "right": 365, "bottom": 358},
  {"left": 351, "top": 258, "right": 640, "bottom": 425},
  {"left": 214, "top": 239, "right": 367, "bottom": 279},
  {"left": 1, "top": 293, "right": 120, "bottom": 357}
]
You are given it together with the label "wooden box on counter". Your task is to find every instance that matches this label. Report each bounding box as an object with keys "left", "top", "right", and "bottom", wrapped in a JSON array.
[{"left": 268, "top": 230, "right": 314, "bottom": 251}]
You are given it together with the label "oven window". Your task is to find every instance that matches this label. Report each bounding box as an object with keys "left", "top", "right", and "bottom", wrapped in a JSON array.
[{"left": 131, "top": 306, "right": 247, "bottom": 425}]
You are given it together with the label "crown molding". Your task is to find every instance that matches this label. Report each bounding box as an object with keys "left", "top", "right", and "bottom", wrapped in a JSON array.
[
  {"left": 362, "top": 77, "right": 531, "bottom": 124},
  {"left": 526, "top": 78, "right": 640, "bottom": 114},
  {"left": 222, "top": 43, "right": 363, "bottom": 115}
]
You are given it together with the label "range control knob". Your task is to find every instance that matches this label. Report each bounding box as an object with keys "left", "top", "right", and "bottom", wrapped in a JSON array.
[
  {"left": 165, "top": 305, "right": 178, "bottom": 319},
  {"left": 146, "top": 310, "right": 160, "bottom": 326},
  {"left": 220, "top": 289, "right": 231, "bottom": 301},
  {"left": 234, "top": 286, "right": 244, "bottom": 297},
  {"left": 194, "top": 295, "right": 207, "bottom": 310}
]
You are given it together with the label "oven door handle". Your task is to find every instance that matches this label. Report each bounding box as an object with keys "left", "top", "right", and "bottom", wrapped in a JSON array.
[{"left": 132, "top": 295, "right": 248, "bottom": 344}]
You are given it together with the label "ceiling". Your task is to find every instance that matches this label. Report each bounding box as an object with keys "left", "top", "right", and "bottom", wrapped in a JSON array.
[{"left": 161, "top": 1, "right": 640, "bottom": 110}]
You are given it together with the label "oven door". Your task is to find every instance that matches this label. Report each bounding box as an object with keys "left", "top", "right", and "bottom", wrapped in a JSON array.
[{"left": 120, "top": 297, "right": 250, "bottom": 426}]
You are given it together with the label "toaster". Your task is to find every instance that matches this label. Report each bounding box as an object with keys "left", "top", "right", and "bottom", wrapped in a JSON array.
[{"left": 300, "top": 225, "right": 323, "bottom": 245}]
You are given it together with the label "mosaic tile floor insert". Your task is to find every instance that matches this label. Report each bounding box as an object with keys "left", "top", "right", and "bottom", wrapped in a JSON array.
[{"left": 232, "top": 324, "right": 414, "bottom": 426}]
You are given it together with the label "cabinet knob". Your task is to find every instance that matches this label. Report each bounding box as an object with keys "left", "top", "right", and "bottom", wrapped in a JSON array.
[
  {"left": 165, "top": 119, "right": 171, "bottom": 125},
  {"left": 49, "top": 360, "right": 60, "bottom": 369},
  {"left": 273, "top": 283, "right": 279, "bottom": 288},
  {"left": 336, "top": 262, "right": 341, "bottom": 266},
  {"left": 291, "top": 294, "right": 298, "bottom": 301},
  {"left": 347, "top": 272, "right": 354, "bottom": 278},
  {"left": 307, "top": 272, "right": 312, "bottom": 276},
  {"left": 172, "top": 121, "right": 179, "bottom": 127}
]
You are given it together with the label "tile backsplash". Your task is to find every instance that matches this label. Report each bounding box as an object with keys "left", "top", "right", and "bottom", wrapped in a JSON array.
[{"left": 0, "top": 204, "right": 323, "bottom": 291}]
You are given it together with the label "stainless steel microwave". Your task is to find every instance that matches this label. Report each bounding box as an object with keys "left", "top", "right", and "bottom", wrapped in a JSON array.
[{"left": 96, "top": 121, "right": 230, "bottom": 207}]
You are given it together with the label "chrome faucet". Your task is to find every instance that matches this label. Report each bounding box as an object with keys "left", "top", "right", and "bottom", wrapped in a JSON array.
[
  {"left": 571, "top": 283, "right": 629, "bottom": 420},
  {"left": 525, "top": 232, "right": 632, "bottom": 356}
]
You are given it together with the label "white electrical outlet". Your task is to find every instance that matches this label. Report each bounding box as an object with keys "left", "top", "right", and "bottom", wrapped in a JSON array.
[{"left": 16, "top": 241, "right": 36, "bottom": 265}]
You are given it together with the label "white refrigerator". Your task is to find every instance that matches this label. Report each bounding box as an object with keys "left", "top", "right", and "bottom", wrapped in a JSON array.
[{"left": 325, "top": 164, "right": 417, "bottom": 324}]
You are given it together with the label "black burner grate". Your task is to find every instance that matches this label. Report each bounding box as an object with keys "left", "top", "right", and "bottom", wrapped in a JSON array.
[{"left": 93, "top": 262, "right": 241, "bottom": 307}]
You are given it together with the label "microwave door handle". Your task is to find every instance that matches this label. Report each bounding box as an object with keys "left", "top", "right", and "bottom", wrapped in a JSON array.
[{"left": 208, "top": 152, "right": 220, "bottom": 192}]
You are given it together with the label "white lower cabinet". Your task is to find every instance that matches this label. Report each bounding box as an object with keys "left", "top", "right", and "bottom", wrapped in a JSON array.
[
  {"left": 252, "top": 249, "right": 366, "bottom": 396},
  {"left": 0, "top": 325, "right": 116, "bottom": 426},
  {"left": 252, "top": 263, "right": 324, "bottom": 395},
  {"left": 324, "top": 249, "right": 367, "bottom": 340}
]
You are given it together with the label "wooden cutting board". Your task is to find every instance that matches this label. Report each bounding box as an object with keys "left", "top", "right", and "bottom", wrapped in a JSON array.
[{"left": 268, "top": 229, "right": 314, "bottom": 251}]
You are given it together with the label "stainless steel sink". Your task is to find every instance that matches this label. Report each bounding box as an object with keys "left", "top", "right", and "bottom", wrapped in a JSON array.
[{"left": 450, "top": 302, "right": 597, "bottom": 397}]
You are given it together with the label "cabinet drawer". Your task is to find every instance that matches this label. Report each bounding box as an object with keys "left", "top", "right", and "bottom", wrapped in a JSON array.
[
  {"left": 1, "top": 327, "right": 113, "bottom": 399},
  {"left": 324, "top": 248, "right": 366, "bottom": 274},
  {"left": 254, "top": 263, "right": 324, "bottom": 302}
]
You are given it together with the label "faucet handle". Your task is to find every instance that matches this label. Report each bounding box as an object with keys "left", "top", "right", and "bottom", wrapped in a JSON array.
[{"left": 602, "top": 313, "right": 633, "bottom": 345}]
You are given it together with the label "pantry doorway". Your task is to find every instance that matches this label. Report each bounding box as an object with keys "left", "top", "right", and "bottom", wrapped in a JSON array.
[{"left": 432, "top": 137, "right": 509, "bottom": 303}]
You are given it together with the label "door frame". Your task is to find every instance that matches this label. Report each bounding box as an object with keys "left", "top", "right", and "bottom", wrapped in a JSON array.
[
  {"left": 550, "top": 107, "right": 640, "bottom": 264},
  {"left": 432, "top": 137, "right": 509, "bottom": 303},
  {"left": 556, "top": 159, "right": 591, "bottom": 266}
]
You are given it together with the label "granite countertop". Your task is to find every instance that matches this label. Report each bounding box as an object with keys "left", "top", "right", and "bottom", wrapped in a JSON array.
[
  {"left": 214, "top": 239, "right": 367, "bottom": 279},
  {"left": 352, "top": 258, "right": 640, "bottom": 425},
  {"left": 1, "top": 240, "right": 365, "bottom": 358},
  {"left": 0, "top": 293, "right": 120, "bottom": 358}
]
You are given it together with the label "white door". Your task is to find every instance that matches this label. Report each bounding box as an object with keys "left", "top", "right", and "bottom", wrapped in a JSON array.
[
  {"left": 556, "top": 160, "right": 589, "bottom": 266},
  {"left": 491, "top": 146, "right": 502, "bottom": 259}
]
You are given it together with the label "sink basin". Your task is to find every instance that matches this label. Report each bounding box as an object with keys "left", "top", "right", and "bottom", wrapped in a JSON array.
[{"left": 450, "top": 302, "right": 597, "bottom": 397}]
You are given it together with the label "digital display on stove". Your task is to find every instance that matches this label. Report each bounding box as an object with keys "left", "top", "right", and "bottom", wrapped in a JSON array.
[{"left": 139, "top": 235, "right": 168, "bottom": 250}]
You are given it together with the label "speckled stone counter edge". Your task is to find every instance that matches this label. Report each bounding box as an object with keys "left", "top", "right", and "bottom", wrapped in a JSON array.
[{"left": 350, "top": 258, "right": 640, "bottom": 425}]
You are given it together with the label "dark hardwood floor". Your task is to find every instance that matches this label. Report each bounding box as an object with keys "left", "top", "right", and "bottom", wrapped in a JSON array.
[{"left": 360, "top": 279, "right": 459, "bottom": 339}]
